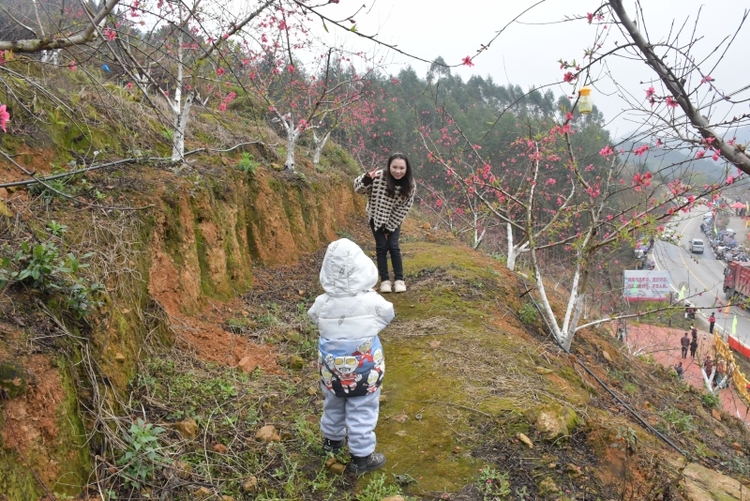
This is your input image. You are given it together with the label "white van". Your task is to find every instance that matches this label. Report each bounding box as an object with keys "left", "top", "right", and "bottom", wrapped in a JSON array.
[{"left": 689, "top": 238, "right": 704, "bottom": 254}]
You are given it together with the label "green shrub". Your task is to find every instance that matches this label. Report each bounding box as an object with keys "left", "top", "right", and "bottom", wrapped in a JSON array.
[
  {"left": 518, "top": 303, "right": 538, "bottom": 324},
  {"left": 658, "top": 408, "right": 693, "bottom": 433},
  {"left": 117, "top": 419, "right": 169, "bottom": 489},
  {"left": 236, "top": 152, "right": 258, "bottom": 174},
  {"left": 357, "top": 473, "right": 402, "bottom": 501},
  {"left": 700, "top": 392, "right": 720, "bottom": 409},
  {"left": 0, "top": 239, "right": 104, "bottom": 319},
  {"left": 476, "top": 466, "right": 511, "bottom": 500}
]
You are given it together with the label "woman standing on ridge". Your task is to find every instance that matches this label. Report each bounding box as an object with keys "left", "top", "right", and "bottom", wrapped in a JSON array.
[{"left": 354, "top": 153, "right": 416, "bottom": 293}]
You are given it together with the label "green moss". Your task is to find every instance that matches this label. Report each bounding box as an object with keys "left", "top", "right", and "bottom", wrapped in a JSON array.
[
  {"left": 0, "top": 356, "right": 90, "bottom": 499},
  {"left": 559, "top": 366, "right": 585, "bottom": 389},
  {"left": 0, "top": 448, "right": 41, "bottom": 500},
  {"left": 161, "top": 189, "right": 184, "bottom": 266},
  {"left": 51, "top": 356, "right": 91, "bottom": 497},
  {"left": 194, "top": 227, "right": 220, "bottom": 299},
  {"left": 377, "top": 337, "right": 481, "bottom": 493},
  {"left": 0, "top": 362, "right": 27, "bottom": 398}
]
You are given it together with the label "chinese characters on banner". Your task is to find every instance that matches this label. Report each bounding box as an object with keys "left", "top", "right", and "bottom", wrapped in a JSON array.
[{"left": 623, "top": 270, "right": 671, "bottom": 301}]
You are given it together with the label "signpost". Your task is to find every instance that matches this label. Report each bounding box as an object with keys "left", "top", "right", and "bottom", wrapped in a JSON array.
[{"left": 623, "top": 270, "right": 671, "bottom": 301}]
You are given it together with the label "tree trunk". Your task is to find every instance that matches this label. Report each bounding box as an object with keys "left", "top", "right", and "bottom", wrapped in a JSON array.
[
  {"left": 506, "top": 222, "right": 516, "bottom": 270},
  {"left": 284, "top": 126, "right": 300, "bottom": 172},
  {"left": 312, "top": 130, "right": 331, "bottom": 165}
]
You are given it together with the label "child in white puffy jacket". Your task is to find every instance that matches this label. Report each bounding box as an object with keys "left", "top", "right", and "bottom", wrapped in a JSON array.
[{"left": 308, "top": 238, "right": 395, "bottom": 474}]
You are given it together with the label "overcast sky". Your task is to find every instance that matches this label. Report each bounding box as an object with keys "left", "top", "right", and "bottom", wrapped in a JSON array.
[{"left": 318, "top": 0, "right": 750, "bottom": 138}]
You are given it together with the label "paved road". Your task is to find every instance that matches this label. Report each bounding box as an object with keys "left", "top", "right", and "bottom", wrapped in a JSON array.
[{"left": 652, "top": 208, "right": 750, "bottom": 346}]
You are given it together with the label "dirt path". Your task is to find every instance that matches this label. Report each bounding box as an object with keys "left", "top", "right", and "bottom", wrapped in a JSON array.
[{"left": 624, "top": 323, "right": 750, "bottom": 423}]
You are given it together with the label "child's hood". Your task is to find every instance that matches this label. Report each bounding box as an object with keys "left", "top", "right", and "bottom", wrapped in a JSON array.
[{"left": 319, "top": 238, "right": 378, "bottom": 295}]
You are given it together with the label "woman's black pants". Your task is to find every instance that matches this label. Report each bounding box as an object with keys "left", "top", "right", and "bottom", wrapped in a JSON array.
[{"left": 370, "top": 221, "right": 403, "bottom": 281}]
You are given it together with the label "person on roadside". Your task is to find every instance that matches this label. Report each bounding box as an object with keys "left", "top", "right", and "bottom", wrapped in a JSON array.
[
  {"left": 703, "top": 355, "right": 714, "bottom": 385},
  {"left": 680, "top": 332, "right": 690, "bottom": 359},
  {"left": 616, "top": 318, "right": 627, "bottom": 342},
  {"left": 353, "top": 153, "right": 416, "bottom": 294},
  {"left": 690, "top": 324, "right": 698, "bottom": 339},
  {"left": 689, "top": 335, "right": 698, "bottom": 359},
  {"left": 673, "top": 361, "right": 684, "bottom": 379},
  {"left": 716, "top": 358, "right": 727, "bottom": 388},
  {"left": 308, "top": 238, "right": 394, "bottom": 474},
  {"left": 709, "top": 312, "right": 716, "bottom": 334}
]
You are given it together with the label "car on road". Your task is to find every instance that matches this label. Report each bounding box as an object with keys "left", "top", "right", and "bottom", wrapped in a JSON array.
[{"left": 689, "top": 238, "right": 704, "bottom": 254}]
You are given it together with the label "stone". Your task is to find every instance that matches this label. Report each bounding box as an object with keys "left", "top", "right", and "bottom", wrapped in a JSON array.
[
  {"left": 329, "top": 462, "right": 347, "bottom": 475},
  {"left": 195, "top": 486, "right": 212, "bottom": 498},
  {"left": 175, "top": 418, "right": 198, "bottom": 440},
  {"left": 285, "top": 330, "right": 302, "bottom": 344},
  {"left": 0, "top": 199, "right": 13, "bottom": 218},
  {"left": 538, "top": 477, "right": 560, "bottom": 497},
  {"left": 379, "top": 394, "right": 388, "bottom": 404},
  {"left": 732, "top": 442, "right": 743, "bottom": 451},
  {"left": 173, "top": 460, "right": 192, "bottom": 479},
  {"left": 307, "top": 386, "right": 317, "bottom": 396},
  {"left": 114, "top": 352, "right": 126, "bottom": 362},
  {"left": 212, "top": 443, "right": 228, "bottom": 454},
  {"left": 0, "top": 361, "right": 27, "bottom": 398},
  {"left": 237, "top": 356, "right": 258, "bottom": 374},
  {"left": 566, "top": 463, "right": 582, "bottom": 476},
  {"left": 527, "top": 404, "right": 579, "bottom": 441},
  {"left": 601, "top": 350, "right": 613, "bottom": 363},
  {"left": 242, "top": 476, "right": 258, "bottom": 492},
  {"left": 714, "top": 428, "right": 726, "bottom": 438},
  {"left": 221, "top": 496, "right": 235, "bottom": 501},
  {"left": 681, "top": 462, "right": 750, "bottom": 500},
  {"left": 287, "top": 355, "right": 304, "bottom": 370},
  {"left": 711, "top": 408, "right": 722, "bottom": 421},
  {"left": 325, "top": 457, "right": 337, "bottom": 469},
  {"left": 255, "top": 425, "right": 280, "bottom": 443},
  {"left": 382, "top": 497, "right": 405, "bottom": 501},
  {"left": 392, "top": 412, "right": 409, "bottom": 423},
  {"left": 516, "top": 432, "right": 534, "bottom": 448}
]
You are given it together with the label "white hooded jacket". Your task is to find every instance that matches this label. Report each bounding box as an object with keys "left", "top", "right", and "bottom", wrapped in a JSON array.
[{"left": 308, "top": 238, "right": 395, "bottom": 397}]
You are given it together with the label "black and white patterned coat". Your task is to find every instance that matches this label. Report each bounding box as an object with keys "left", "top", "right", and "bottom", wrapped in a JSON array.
[{"left": 353, "top": 171, "right": 415, "bottom": 233}]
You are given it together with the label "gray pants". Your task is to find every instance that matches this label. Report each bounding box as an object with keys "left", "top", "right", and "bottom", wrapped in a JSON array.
[{"left": 321, "top": 385, "right": 380, "bottom": 456}]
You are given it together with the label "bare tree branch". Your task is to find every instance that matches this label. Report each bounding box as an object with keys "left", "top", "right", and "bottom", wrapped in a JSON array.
[
  {"left": 608, "top": 0, "right": 750, "bottom": 174},
  {"left": 0, "top": 0, "right": 121, "bottom": 52}
]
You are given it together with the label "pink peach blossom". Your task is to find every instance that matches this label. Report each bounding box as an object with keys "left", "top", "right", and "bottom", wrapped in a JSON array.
[{"left": 0, "top": 104, "right": 9, "bottom": 133}]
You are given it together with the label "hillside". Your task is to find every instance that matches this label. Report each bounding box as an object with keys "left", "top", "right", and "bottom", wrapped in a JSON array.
[{"left": 2, "top": 69, "right": 750, "bottom": 500}]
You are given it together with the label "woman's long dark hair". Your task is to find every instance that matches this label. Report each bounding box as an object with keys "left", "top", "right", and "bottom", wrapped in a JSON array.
[{"left": 383, "top": 152, "right": 414, "bottom": 198}]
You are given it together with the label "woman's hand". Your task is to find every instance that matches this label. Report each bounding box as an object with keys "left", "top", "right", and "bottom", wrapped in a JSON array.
[{"left": 367, "top": 168, "right": 382, "bottom": 179}]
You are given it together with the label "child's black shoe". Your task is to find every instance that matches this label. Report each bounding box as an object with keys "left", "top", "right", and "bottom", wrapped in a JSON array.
[
  {"left": 349, "top": 452, "right": 386, "bottom": 474},
  {"left": 323, "top": 438, "right": 346, "bottom": 453}
]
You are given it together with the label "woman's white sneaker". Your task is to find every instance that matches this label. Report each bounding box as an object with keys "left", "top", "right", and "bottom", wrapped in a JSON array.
[
  {"left": 393, "top": 280, "right": 406, "bottom": 293},
  {"left": 379, "top": 281, "right": 392, "bottom": 293}
]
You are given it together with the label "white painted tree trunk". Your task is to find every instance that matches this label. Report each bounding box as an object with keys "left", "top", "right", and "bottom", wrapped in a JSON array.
[
  {"left": 172, "top": 94, "right": 193, "bottom": 162},
  {"left": 701, "top": 367, "right": 717, "bottom": 393},
  {"left": 505, "top": 223, "right": 529, "bottom": 271},
  {"left": 170, "top": 7, "right": 188, "bottom": 163},
  {"left": 472, "top": 211, "right": 485, "bottom": 250},
  {"left": 312, "top": 130, "right": 331, "bottom": 165},
  {"left": 283, "top": 120, "right": 300, "bottom": 172}
]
